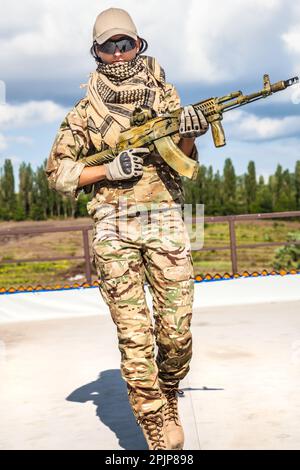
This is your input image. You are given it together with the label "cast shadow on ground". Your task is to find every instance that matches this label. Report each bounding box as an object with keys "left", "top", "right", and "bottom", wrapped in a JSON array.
[{"left": 66, "top": 369, "right": 147, "bottom": 450}]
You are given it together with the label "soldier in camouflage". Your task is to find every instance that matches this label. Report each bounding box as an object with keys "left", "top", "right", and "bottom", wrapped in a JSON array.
[{"left": 45, "top": 7, "right": 208, "bottom": 450}]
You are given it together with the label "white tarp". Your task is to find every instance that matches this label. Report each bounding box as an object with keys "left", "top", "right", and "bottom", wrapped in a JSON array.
[{"left": 0, "top": 274, "right": 299, "bottom": 324}]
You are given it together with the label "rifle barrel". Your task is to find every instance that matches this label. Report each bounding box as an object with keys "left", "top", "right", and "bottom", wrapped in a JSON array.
[{"left": 220, "top": 75, "right": 299, "bottom": 112}]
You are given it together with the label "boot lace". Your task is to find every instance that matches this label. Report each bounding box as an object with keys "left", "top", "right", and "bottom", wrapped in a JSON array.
[
  {"left": 137, "top": 412, "right": 167, "bottom": 450},
  {"left": 164, "top": 388, "right": 184, "bottom": 425}
]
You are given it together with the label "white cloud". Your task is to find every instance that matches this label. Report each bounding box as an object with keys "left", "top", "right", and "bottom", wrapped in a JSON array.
[
  {"left": 0, "top": 100, "right": 68, "bottom": 129},
  {"left": 18, "top": 136, "right": 34, "bottom": 144},
  {"left": 179, "top": 0, "right": 284, "bottom": 82},
  {"left": 0, "top": 0, "right": 113, "bottom": 80},
  {"left": 282, "top": 28, "right": 300, "bottom": 54},
  {"left": 8, "top": 135, "right": 33, "bottom": 145},
  {"left": 198, "top": 135, "right": 300, "bottom": 176},
  {"left": 0, "top": 131, "right": 33, "bottom": 158},
  {"left": 0, "top": 80, "right": 6, "bottom": 105},
  {"left": 224, "top": 109, "right": 300, "bottom": 141},
  {"left": 0, "top": 0, "right": 298, "bottom": 86},
  {"left": 291, "top": 83, "right": 300, "bottom": 104},
  {"left": 281, "top": 2, "right": 300, "bottom": 54},
  {"left": 0, "top": 133, "right": 8, "bottom": 150}
]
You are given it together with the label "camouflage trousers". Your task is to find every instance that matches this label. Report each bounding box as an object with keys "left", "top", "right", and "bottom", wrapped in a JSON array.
[{"left": 91, "top": 203, "right": 194, "bottom": 418}]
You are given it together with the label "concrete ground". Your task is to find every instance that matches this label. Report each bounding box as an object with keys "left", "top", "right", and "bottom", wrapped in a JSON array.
[{"left": 1, "top": 299, "right": 300, "bottom": 450}]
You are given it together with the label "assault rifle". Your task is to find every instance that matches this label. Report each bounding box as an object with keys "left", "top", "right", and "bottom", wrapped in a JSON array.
[{"left": 81, "top": 74, "right": 299, "bottom": 180}]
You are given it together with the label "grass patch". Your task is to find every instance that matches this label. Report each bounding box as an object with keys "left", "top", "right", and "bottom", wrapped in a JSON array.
[{"left": 0, "top": 260, "right": 85, "bottom": 289}]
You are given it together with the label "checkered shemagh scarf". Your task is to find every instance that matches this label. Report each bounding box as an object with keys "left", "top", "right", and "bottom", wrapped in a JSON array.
[{"left": 85, "top": 55, "right": 169, "bottom": 149}]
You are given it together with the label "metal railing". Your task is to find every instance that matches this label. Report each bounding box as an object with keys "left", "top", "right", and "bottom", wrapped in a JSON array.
[
  {"left": 0, "top": 211, "right": 299, "bottom": 284},
  {"left": 0, "top": 223, "right": 94, "bottom": 284},
  {"left": 199, "top": 211, "right": 300, "bottom": 274}
]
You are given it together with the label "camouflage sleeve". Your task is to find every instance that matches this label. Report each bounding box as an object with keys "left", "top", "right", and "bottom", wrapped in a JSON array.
[
  {"left": 164, "top": 83, "right": 199, "bottom": 162},
  {"left": 45, "top": 100, "right": 92, "bottom": 201},
  {"left": 161, "top": 82, "right": 181, "bottom": 113}
]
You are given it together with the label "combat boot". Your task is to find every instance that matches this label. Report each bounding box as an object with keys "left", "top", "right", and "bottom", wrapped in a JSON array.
[
  {"left": 161, "top": 386, "right": 185, "bottom": 450},
  {"left": 137, "top": 408, "right": 171, "bottom": 450}
]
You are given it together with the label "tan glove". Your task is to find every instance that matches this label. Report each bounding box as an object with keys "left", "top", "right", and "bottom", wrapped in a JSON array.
[
  {"left": 179, "top": 105, "right": 209, "bottom": 138},
  {"left": 104, "top": 148, "right": 150, "bottom": 181}
]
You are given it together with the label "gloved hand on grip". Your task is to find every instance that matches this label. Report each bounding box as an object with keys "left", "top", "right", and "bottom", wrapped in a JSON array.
[
  {"left": 179, "top": 105, "right": 209, "bottom": 138},
  {"left": 104, "top": 147, "right": 150, "bottom": 181}
]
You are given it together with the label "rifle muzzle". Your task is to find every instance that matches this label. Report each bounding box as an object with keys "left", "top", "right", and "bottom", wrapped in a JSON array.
[{"left": 271, "top": 76, "right": 299, "bottom": 92}]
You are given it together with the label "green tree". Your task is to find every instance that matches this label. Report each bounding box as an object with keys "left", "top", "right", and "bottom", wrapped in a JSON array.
[
  {"left": 274, "top": 169, "right": 296, "bottom": 212},
  {"left": 0, "top": 159, "right": 16, "bottom": 220},
  {"left": 203, "top": 165, "right": 214, "bottom": 214},
  {"left": 18, "top": 163, "right": 33, "bottom": 219},
  {"left": 75, "top": 193, "right": 89, "bottom": 217},
  {"left": 294, "top": 161, "right": 300, "bottom": 209},
  {"left": 244, "top": 161, "right": 257, "bottom": 212},
  {"left": 222, "top": 158, "right": 237, "bottom": 214},
  {"left": 252, "top": 175, "right": 273, "bottom": 213},
  {"left": 210, "top": 170, "right": 222, "bottom": 215},
  {"left": 270, "top": 164, "right": 284, "bottom": 211}
]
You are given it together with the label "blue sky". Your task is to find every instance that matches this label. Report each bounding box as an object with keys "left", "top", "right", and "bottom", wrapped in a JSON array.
[{"left": 0, "top": 0, "right": 299, "bottom": 188}]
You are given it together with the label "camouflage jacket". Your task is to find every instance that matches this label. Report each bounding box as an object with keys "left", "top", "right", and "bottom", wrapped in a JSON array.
[{"left": 45, "top": 83, "right": 198, "bottom": 214}]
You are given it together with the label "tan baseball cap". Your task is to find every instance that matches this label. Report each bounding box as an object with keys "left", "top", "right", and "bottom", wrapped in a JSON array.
[{"left": 93, "top": 8, "right": 138, "bottom": 45}]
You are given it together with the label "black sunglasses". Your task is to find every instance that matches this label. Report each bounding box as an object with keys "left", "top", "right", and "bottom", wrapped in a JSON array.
[{"left": 97, "top": 36, "right": 137, "bottom": 55}]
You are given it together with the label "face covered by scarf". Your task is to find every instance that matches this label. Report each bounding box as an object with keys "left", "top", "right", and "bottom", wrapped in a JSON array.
[{"left": 85, "top": 55, "right": 173, "bottom": 150}]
